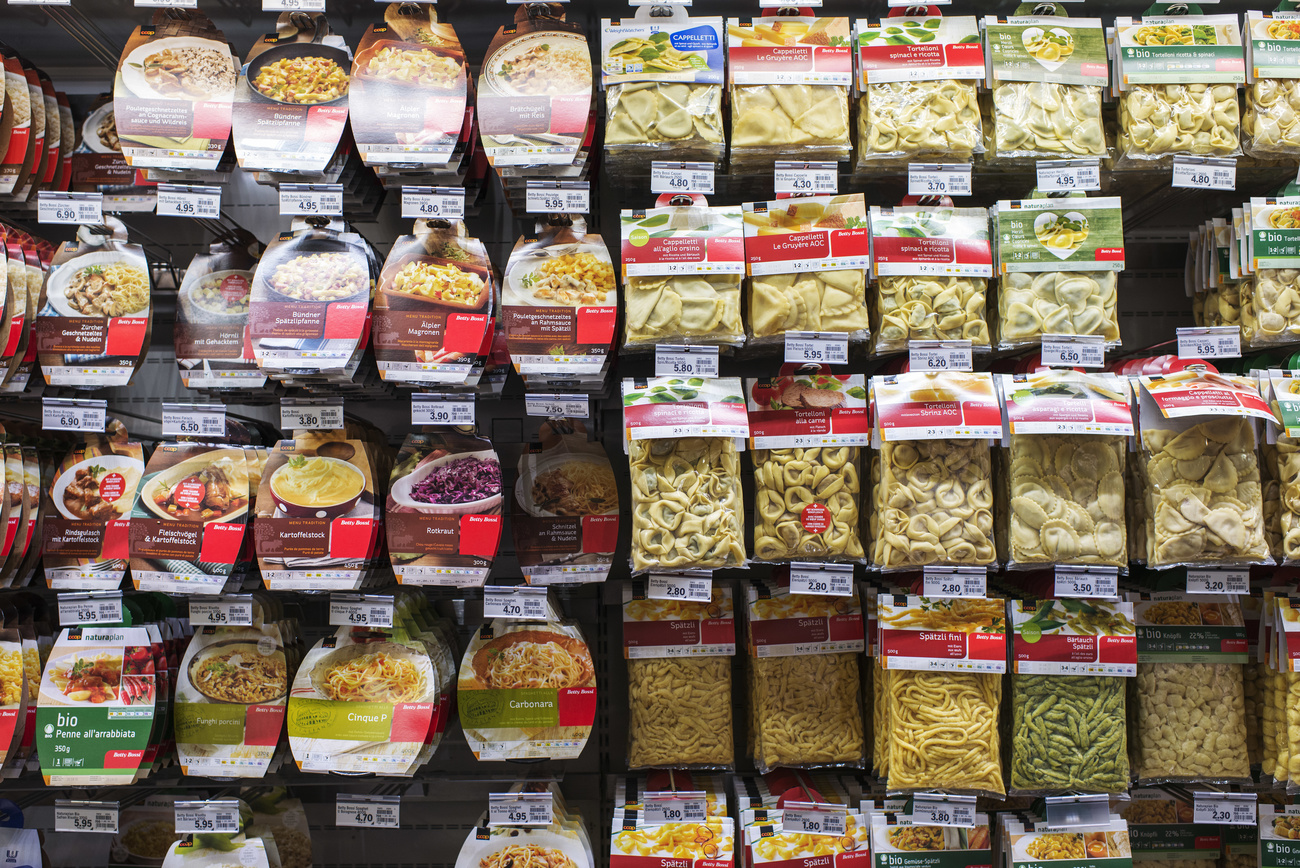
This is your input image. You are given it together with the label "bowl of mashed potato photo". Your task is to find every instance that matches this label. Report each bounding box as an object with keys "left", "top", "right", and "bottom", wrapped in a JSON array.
[{"left": 269, "top": 455, "right": 365, "bottom": 518}]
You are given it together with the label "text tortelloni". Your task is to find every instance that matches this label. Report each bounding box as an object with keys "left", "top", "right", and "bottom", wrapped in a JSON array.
[
  {"left": 874, "top": 275, "right": 989, "bottom": 354},
  {"left": 753, "top": 446, "right": 864, "bottom": 562},
  {"left": 998, "top": 271, "right": 1120, "bottom": 349},
  {"left": 1119, "top": 84, "right": 1241, "bottom": 158},
  {"left": 1245, "top": 79, "right": 1300, "bottom": 158},
  {"left": 992, "top": 82, "right": 1107, "bottom": 158},
  {"left": 857, "top": 79, "right": 982, "bottom": 164},
  {"left": 750, "top": 270, "right": 869, "bottom": 340}
]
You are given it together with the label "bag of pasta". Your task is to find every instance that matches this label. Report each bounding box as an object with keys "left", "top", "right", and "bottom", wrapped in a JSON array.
[
  {"left": 983, "top": 13, "right": 1109, "bottom": 160},
  {"left": 1272, "top": 372, "right": 1300, "bottom": 565},
  {"left": 622, "top": 377, "right": 748, "bottom": 574},
  {"left": 1114, "top": 15, "right": 1244, "bottom": 162},
  {"left": 1245, "top": 13, "right": 1300, "bottom": 158},
  {"left": 746, "top": 581, "right": 865, "bottom": 772},
  {"left": 1243, "top": 199, "right": 1300, "bottom": 346},
  {"left": 854, "top": 14, "right": 985, "bottom": 168},
  {"left": 746, "top": 809, "right": 870, "bottom": 866},
  {"left": 727, "top": 17, "right": 852, "bottom": 169},
  {"left": 870, "top": 204, "right": 993, "bottom": 354}
]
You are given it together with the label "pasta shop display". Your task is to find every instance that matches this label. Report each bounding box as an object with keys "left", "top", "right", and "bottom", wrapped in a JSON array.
[{"left": 174, "top": 238, "right": 264, "bottom": 392}]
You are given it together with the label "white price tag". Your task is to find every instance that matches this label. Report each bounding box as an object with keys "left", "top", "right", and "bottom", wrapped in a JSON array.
[
  {"left": 647, "top": 573, "right": 713, "bottom": 603},
  {"left": 1035, "top": 159, "right": 1102, "bottom": 192},
  {"left": 188, "top": 599, "right": 254, "bottom": 627},
  {"left": 774, "top": 162, "right": 838, "bottom": 195},
  {"left": 135, "top": 0, "right": 198, "bottom": 8},
  {"left": 278, "top": 184, "right": 343, "bottom": 216},
  {"left": 1054, "top": 566, "right": 1119, "bottom": 599},
  {"left": 923, "top": 567, "right": 987, "bottom": 598},
  {"left": 7, "top": 0, "right": 71, "bottom": 6},
  {"left": 55, "top": 802, "right": 118, "bottom": 834},
  {"left": 1172, "top": 156, "right": 1236, "bottom": 191},
  {"left": 1186, "top": 568, "right": 1249, "bottom": 595},
  {"left": 57, "top": 594, "right": 123, "bottom": 627},
  {"left": 401, "top": 186, "right": 465, "bottom": 220},
  {"left": 42, "top": 398, "right": 107, "bottom": 433},
  {"left": 175, "top": 802, "right": 240, "bottom": 834},
  {"left": 488, "top": 793, "right": 553, "bottom": 828},
  {"left": 908, "top": 340, "right": 973, "bottom": 372},
  {"left": 483, "top": 586, "right": 548, "bottom": 621},
  {"left": 655, "top": 345, "right": 719, "bottom": 379},
  {"left": 650, "top": 162, "right": 715, "bottom": 195},
  {"left": 155, "top": 184, "right": 220, "bottom": 218},
  {"left": 781, "top": 804, "right": 847, "bottom": 837},
  {"left": 38, "top": 192, "right": 103, "bottom": 225},
  {"left": 263, "top": 0, "right": 325, "bottom": 10},
  {"left": 524, "top": 393, "right": 589, "bottom": 418},
  {"left": 1193, "top": 793, "right": 1256, "bottom": 826},
  {"left": 279, "top": 401, "right": 344, "bottom": 431},
  {"left": 1040, "top": 334, "right": 1106, "bottom": 368},
  {"left": 525, "top": 182, "right": 589, "bottom": 214},
  {"left": 411, "top": 395, "right": 475, "bottom": 427},
  {"left": 785, "top": 331, "right": 848, "bottom": 365},
  {"left": 908, "top": 163, "right": 972, "bottom": 197},
  {"left": 336, "top": 795, "right": 400, "bottom": 829},
  {"left": 161, "top": 403, "right": 226, "bottom": 438},
  {"left": 643, "top": 795, "right": 708, "bottom": 826},
  {"left": 789, "top": 563, "right": 854, "bottom": 597},
  {"left": 1177, "top": 326, "right": 1241, "bottom": 359},
  {"left": 329, "top": 595, "right": 394, "bottom": 628},
  {"left": 912, "top": 796, "right": 977, "bottom": 828}
]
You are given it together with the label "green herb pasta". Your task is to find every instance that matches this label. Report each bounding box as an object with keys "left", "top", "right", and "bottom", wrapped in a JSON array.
[{"left": 1011, "top": 674, "right": 1128, "bottom": 793}]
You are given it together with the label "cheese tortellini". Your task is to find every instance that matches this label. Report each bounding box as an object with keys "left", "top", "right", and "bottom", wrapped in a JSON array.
[
  {"left": 1275, "top": 434, "right": 1300, "bottom": 563},
  {"left": 753, "top": 446, "right": 864, "bottom": 562},
  {"left": 605, "top": 82, "right": 724, "bottom": 157},
  {"left": 730, "top": 84, "right": 851, "bottom": 164},
  {"left": 1119, "top": 83, "right": 1241, "bottom": 158},
  {"left": 1245, "top": 79, "right": 1300, "bottom": 158},
  {"left": 874, "top": 275, "right": 989, "bottom": 354},
  {"left": 624, "top": 274, "right": 744, "bottom": 348},
  {"left": 992, "top": 82, "right": 1107, "bottom": 158},
  {"left": 750, "top": 270, "right": 869, "bottom": 340},
  {"left": 856, "top": 80, "right": 982, "bottom": 164},
  {"left": 998, "top": 271, "right": 1120, "bottom": 349},
  {"left": 1243, "top": 271, "right": 1300, "bottom": 345}
]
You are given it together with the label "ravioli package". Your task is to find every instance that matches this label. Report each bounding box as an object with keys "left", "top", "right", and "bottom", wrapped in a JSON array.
[
  {"left": 1245, "top": 12, "right": 1300, "bottom": 158},
  {"left": 601, "top": 10, "right": 725, "bottom": 167},
  {"left": 868, "top": 204, "right": 992, "bottom": 353},
  {"left": 983, "top": 14, "right": 1110, "bottom": 160},
  {"left": 620, "top": 196, "right": 745, "bottom": 349},
  {"left": 174, "top": 238, "right": 263, "bottom": 391},
  {"left": 1115, "top": 14, "right": 1245, "bottom": 161},
  {"left": 727, "top": 16, "right": 853, "bottom": 168},
  {"left": 386, "top": 430, "right": 502, "bottom": 587},
  {"left": 855, "top": 14, "right": 985, "bottom": 167},
  {"left": 994, "top": 195, "right": 1124, "bottom": 350}
]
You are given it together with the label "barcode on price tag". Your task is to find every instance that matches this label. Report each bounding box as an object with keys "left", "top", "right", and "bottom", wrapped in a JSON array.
[
  {"left": 524, "top": 393, "right": 589, "bottom": 418},
  {"left": 38, "top": 191, "right": 102, "bottom": 225},
  {"left": 156, "top": 184, "right": 220, "bottom": 218},
  {"left": 1172, "top": 156, "right": 1236, "bottom": 191},
  {"left": 488, "top": 793, "right": 553, "bottom": 827},
  {"left": 908, "top": 164, "right": 972, "bottom": 197},
  {"left": 1035, "top": 159, "right": 1102, "bottom": 192},
  {"left": 175, "top": 801, "right": 240, "bottom": 834},
  {"left": 55, "top": 801, "right": 119, "bottom": 834},
  {"left": 401, "top": 186, "right": 465, "bottom": 220},
  {"left": 279, "top": 400, "right": 344, "bottom": 431},
  {"left": 655, "top": 345, "right": 719, "bottom": 379},
  {"left": 643, "top": 793, "right": 708, "bottom": 826},
  {"left": 1054, "top": 566, "right": 1119, "bottom": 599},
  {"left": 329, "top": 595, "right": 394, "bottom": 628},
  {"left": 785, "top": 332, "right": 848, "bottom": 365},
  {"left": 780, "top": 803, "right": 847, "bottom": 837},
  {"left": 774, "top": 162, "right": 838, "bottom": 195},
  {"left": 908, "top": 340, "right": 973, "bottom": 372},
  {"left": 923, "top": 567, "right": 987, "bottom": 598},
  {"left": 1186, "top": 568, "right": 1248, "bottom": 595},
  {"left": 650, "top": 161, "right": 715, "bottom": 195},
  {"left": 412, "top": 394, "right": 475, "bottom": 427},
  {"left": 484, "top": 586, "right": 549, "bottom": 620},
  {"left": 278, "top": 184, "right": 343, "bottom": 216},
  {"left": 42, "top": 398, "right": 107, "bottom": 433},
  {"left": 336, "top": 795, "right": 400, "bottom": 829},
  {"left": 1040, "top": 334, "right": 1106, "bottom": 368},
  {"left": 57, "top": 593, "right": 123, "bottom": 626},
  {"left": 161, "top": 403, "right": 226, "bottom": 438},
  {"left": 1193, "top": 793, "right": 1256, "bottom": 825},
  {"left": 188, "top": 598, "right": 254, "bottom": 627},
  {"left": 647, "top": 572, "right": 713, "bottom": 602},
  {"left": 1176, "top": 326, "right": 1240, "bottom": 359},
  {"left": 525, "top": 182, "right": 589, "bottom": 214},
  {"left": 789, "top": 563, "right": 854, "bottom": 596},
  {"left": 912, "top": 795, "right": 977, "bottom": 828}
]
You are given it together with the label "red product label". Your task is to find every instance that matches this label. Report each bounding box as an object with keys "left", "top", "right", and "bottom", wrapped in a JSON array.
[
  {"left": 1008, "top": 395, "right": 1132, "bottom": 427},
  {"left": 444, "top": 313, "right": 491, "bottom": 354},
  {"left": 747, "top": 230, "right": 829, "bottom": 264},
  {"left": 198, "top": 522, "right": 245, "bottom": 566},
  {"left": 244, "top": 704, "right": 285, "bottom": 747},
  {"left": 98, "top": 473, "right": 125, "bottom": 503},
  {"left": 1016, "top": 633, "right": 1098, "bottom": 663},
  {"left": 730, "top": 44, "right": 852, "bottom": 75},
  {"left": 557, "top": 686, "right": 597, "bottom": 726},
  {"left": 882, "top": 628, "right": 966, "bottom": 659},
  {"left": 625, "top": 401, "right": 713, "bottom": 429},
  {"left": 459, "top": 514, "right": 502, "bottom": 559},
  {"left": 328, "top": 517, "right": 374, "bottom": 559},
  {"left": 390, "top": 702, "right": 435, "bottom": 742},
  {"left": 1095, "top": 247, "right": 1125, "bottom": 262},
  {"left": 103, "top": 519, "right": 131, "bottom": 560},
  {"left": 102, "top": 749, "right": 145, "bottom": 769},
  {"left": 323, "top": 302, "right": 368, "bottom": 340},
  {"left": 1099, "top": 635, "right": 1137, "bottom": 665},
  {"left": 104, "top": 317, "right": 148, "bottom": 357},
  {"left": 621, "top": 236, "right": 707, "bottom": 266},
  {"left": 172, "top": 479, "right": 206, "bottom": 510},
  {"left": 576, "top": 306, "right": 617, "bottom": 346},
  {"left": 581, "top": 515, "right": 619, "bottom": 553},
  {"left": 801, "top": 503, "right": 830, "bottom": 533},
  {"left": 625, "top": 619, "right": 701, "bottom": 648}
]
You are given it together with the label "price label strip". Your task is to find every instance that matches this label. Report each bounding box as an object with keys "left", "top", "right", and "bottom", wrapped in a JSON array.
[
  {"left": 1186, "top": 568, "right": 1249, "bottom": 595},
  {"left": 411, "top": 394, "right": 475, "bottom": 427},
  {"left": 175, "top": 801, "right": 241, "bottom": 834},
  {"left": 484, "top": 586, "right": 549, "bottom": 621},
  {"left": 1172, "top": 156, "right": 1236, "bottom": 191},
  {"left": 774, "top": 161, "right": 838, "bottom": 196},
  {"left": 401, "top": 186, "right": 466, "bottom": 220},
  {"left": 1192, "top": 792, "right": 1256, "bottom": 826},
  {"left": 780, "top": 803, "right": 848, "bottom": 837},
  {"left": 488, "top": 793, "right": 554, "bottom": 828},
  {"left": 1054, "top": 566, "right": 1119, "bottom": 599},
  {"left": 38, "top": 191, "right": 103, "bottom": 225},
  {"left": 278, "top": 184, "right": 343, "bottom": 216},
  {"left": 524, "top": 393, "right": 590, "bottom": 418},
  {"left": 908, "top": 340, "right": 973, "bottom": 372},
  {"left": 912, "top": 795, "right": 978, "bottom": 828},
  {"left": 1035, "top": 159, "right": 1102, "bottom": 193},
  {"left": 188, "top": 598, "right": 254, "bottom": 627},
  {"left": 785, "top": 331, "right": 849, "bottom": 365},
  {"left": 647, "top": 572, "right": 713, "bottom": 603},
  {"left": 922, "top": 566, "right": 987, "bottom": 598},
  {"left": 42, "top": 398, "right": 107, "bottom": 434},
  {"left": 263, "top": 0, "right": 327, "bottom": 13},
  {"left": 907, "top": 163, "right": 973, "bottom": 197},
  {"left": 57, "top": 593, "right": 123, "bottom": 627},
  {"left": 155, "top": 184, "right": 220, "bottom": 218},
  {"left": 650, "top": 161, "right": 715, "bottom": 195},
  {"left": 1040, "top": 334, "right": 1106, "bottom": 368},
  {"left": 336, "top": 795, "right": 400, "bottom": 829},
  {"left": 655, "top": 345, "right": 719, "bottom": 379},
  {"left": 1176, "top": 326, "right": 1241, "bottom": 359},
  {"left": 643, "top": 792, "right": 708, "bottom": 826},
  {"left": 279, "top": 400, "right": 344, "bottom": 431},
  {"left": 525, "top": 181, "right": 590, "bottom": 215},
  {"left": 161, "top": 402, "right": 226, "bottom": 438},
  {"left": 55, "top": 801, "right": 119, "bottom": 834},
  {"left": 329, "top": 595, "right": 394, "bottom": 629},
  {"left": 135, "top": 0, "right": 198, "bottom": 8},
  {"left": 789, "top": 562, "right": 854, "bottom": 597}
]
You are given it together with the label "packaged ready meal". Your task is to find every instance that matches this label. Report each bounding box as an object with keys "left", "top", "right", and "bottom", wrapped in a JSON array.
[{"left": 175, "top": 238, "right": 264, "bottom": 392}]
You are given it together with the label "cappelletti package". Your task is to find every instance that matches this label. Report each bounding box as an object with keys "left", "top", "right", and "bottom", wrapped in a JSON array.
[
  {"left": 175, "top": 239, "right": 264, "bottom": 391},
  {"left": 1244, "top": 12, "right": 1300, "bottom": 159}
]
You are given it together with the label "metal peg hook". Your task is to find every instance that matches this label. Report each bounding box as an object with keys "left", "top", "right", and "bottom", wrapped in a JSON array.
[
  {"left": 649, "top": 4, "right": 673, "bottom": 17},
  {"left": 917, "top": 195, "right": 944, "bottom": 206},
  {"left": 668, "top": 194, "right": 694, "bottom": 207},
  {"left": 305, "top": 215, "right": 331, "bottom": 229},
  {"left": 904, "top": 6, "right": 931, "bottom": 16},
  {"left": 1032, "top": 3, "right": 1057, "bottom": 15}
]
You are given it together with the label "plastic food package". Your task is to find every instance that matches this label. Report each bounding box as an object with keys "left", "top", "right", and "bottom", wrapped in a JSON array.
[
  {"left": 871, "top": 658, "right": 888, "bottom": 777},
  {"left": 752, "top": 446, "right": 863, "bottom": 562},
  {"left": 628, "top": 657, "right": 732, "bottom": 768},
  {"left": 998, "top": 271, "right": 1120, "bottom": 348},
  {"left": 749, "top": 653, "right": 864, "bottom": 769},
  {"left": 607, "top": 83, "right": 724, "bottom": 153},
  {"left": 1119, "top": 84, "right": 1241, "bottom": 159},
  {"left": 625, "top": 273, "right": 743, "bottom": 347},
  {"left": 1134, "top": 662, "right": 1250, "bottom": 782},
  {"left": 859, "top": 80, "right": 981, "bottom": 164},
  {"left": 1246, "top": 660, "right": 1266, "bottom": 768},
  {"left": 1274, "top": 668, "right": 1290, "bottom": 782},
  {"left": 874, "top": 276, "right": 989, "bottom": 353},
  {"left": 884, "top": 668, "right": 1004, "bottom": 795},
  {"left": 1247, "top": 270, "right": 1300, "bottom": 344},
  {"left": 1245, "top": 79, "right": 1300, "bottom": 157},
  {"left": 1126, "top": 457, "right": 1148, "bottom": 565},
  {"left": 1278, "top": 435, "right": 1300, "bottom": 562},
  {"left": 751, "top": 271, "right": 869, "bottom": 339},
  {"left": 1261, "top": 440, "right": 1284, "bottom": 561},
  {"left": 731, "top": 84, "right": 850, "bottom": 160},
  {"left": 992, "top": 83, "right": 1107, "bottom": 159},
  {"left": 1011, "top": 674, "right": 1127, "bottom": 793}
]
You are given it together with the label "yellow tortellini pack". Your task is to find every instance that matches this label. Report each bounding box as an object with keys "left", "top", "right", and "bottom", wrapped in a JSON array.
[
  {"left": 875, "top": 276, "right": 990, "bottom": 353},
  {"left": 999, "top": 272, "right": 1120, "bottom": 348}
]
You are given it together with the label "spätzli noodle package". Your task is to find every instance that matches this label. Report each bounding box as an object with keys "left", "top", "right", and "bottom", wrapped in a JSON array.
[{"left": 744, "top": 810, "right": 870, "bottom": 867}]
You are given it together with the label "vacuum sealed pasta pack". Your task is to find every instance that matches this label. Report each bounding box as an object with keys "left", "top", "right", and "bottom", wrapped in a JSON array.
[
  {"left": 727, "top": 17, "right": 853, "bottom": 169},
  {"left": 1274, "top": 379, "right": 1300, "bottom": 563},
  {"left": 1244, "top": 200, "right": 1300, "bottom": 346},
  {"left": 1245, "top": 13, "right": 1300, "bottom": 158},
  {"left": 1114, "top": 16, "right": 1245, "bottom": 161},
  {"left": 745, "top": 582, "right": 866, "bottom": 772},
  {"left": 854, "top": 15, "right": 985, "bottom": 167},
  {"left": 982, "top": 14, "right": 1109, "bottom": 160}
]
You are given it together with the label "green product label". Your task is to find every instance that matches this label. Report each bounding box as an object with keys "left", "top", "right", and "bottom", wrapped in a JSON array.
[
  {"left": 458, "top": 688, "right": 559, "bottom": 729},
  {"left": 996, "top": 200, "right": 1125, "bottom": 272},
  {"left": 876, "top": 850, "right": 992, "bottom": 868},
  {"left": 1253, "top": 39, "right": 1300, "bottom": 78},
  {"left": 36, "top": 705, "right": 152, "bottom": 778},
  {"left": 286, "top": 698, "right": 393, "bottom": 741},
  {"left": 173, "top": 701, "right": 245, "bottom": 745},
  {"left": 1136, "top": 624, "right": 1248, "bottom": 662},
  {"left": 985, "top": 21, "right": 1109, "bottom": 85},
  {"left": 1130, "top": 825, "right": 1222, "bottom": 854},
  {"left": 1117, "top": 17, "right": 1245, "bottom": 83},
  {"left": 1262, "top": 838, "right": 1300, "bottom": 868}
]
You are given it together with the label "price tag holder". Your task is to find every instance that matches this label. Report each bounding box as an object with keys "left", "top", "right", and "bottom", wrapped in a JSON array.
[
  {"left": 135, "top": 0, "right": 198, "bottom": 8},
  {"left": 912, "top": 795, "right": 978, "bottom": 828},
  {"left": 1035, "top": 159, "right": 1102, "bottom": 193},
  {"left": 647, "top": 572, "right": 713, "bottom": 603},
  {"left": 907, "top": 163, "right": 973, "bottom": 197},
  {"left": 525, "top": 182, "right": 590, "bottom": 214},
  {"left": 488, "top": 793, "right": 553, "bottom": 828},
  {"left": 789, "top": 562, "right": 854, "bottom": 597},
  {"left": 908, "top": 340, "right": 973, "bottom": 372},
  {"left": 1172, "top": 156, "right": 1236, "bottom": 191},
  {"left": 643, "top": 792, "right": 708, "bottom": 826},
  {"left": 175, "top": 801, "right": 241, "bottom": 834},
  {"left": 329, "top": 595, "right": 394, "bottom": 629},
  {"left": 922, "top": 566, "right": 987, "bottom": 598},
  {"left": 1043, "top": 795, "right": 1112, "bottom": 829},
  {"left": 483, "top": 586, "right": 549, "bottom": 621},
  {"left": 650, "top": 161, "right": 715, "bottom": 195},
  {"left": 1054, "top": 566, "right": 1119, "bottom": 599},
  {"left": 1186, "top": 568, "right": 1249, "bottom": 595},
  {"left": 155, "top": 184, "right": 220, "bottom": 218},
  {"left": 7, "top": 0, "right": 72, "bottom": 6},
  {"left": 161, "top": 402, "right": 226, "bottom": 438},
  {"left": 1040, "top": 334, "right": 1106, "bottom": 368},
  {"left": 785, "top": 331, "right": 849, "bottom": 365},
  {"left": 279, "top": 400, "right": 344, "bottom": 431},
  {"left": 411, "top": 394, "right": 475, "bottom": 427},
  {"left": 401, "top": 186, "right": 465, "bottom": 220},
  {"left": 655, "top": 345, "right": 719, "bottom": 379},
  {"left": 188, "top": 598, "right": 254, "bottom": 627},
  {"left": 42, "top": 398, "right": 107, "bottom": 434},
  {"left": 1176, "top": 326, "right": 1241, "bottom": 359},
  {"left": 524, "top": 393, "right": 590, "bottom": 418},
  {"left": 263, "top": 0, "right": 326, "bottom": 11},
  {"left": 57, "top": 593, "right": 123, "bottom": 627},
  {"left": 1192, "top": 792, "right": 1256, "bottom": 826},
  {"left": 278, "top": 183, "right": 343, "bottom": 216},
  {"left": 336, "top": 795, "right": 399, "bottom": 829},
  {"left": 38, "top": 191, "right": 103, "bottom": 225},
  {"left": 774, "top": 161, "right": 838, "bottom": 196},
  {"left": 55, "top": 801, "right": 119, "bottom": 834},
  {"left": 780, "top": 803, "right": 847, "bottom": 837}
]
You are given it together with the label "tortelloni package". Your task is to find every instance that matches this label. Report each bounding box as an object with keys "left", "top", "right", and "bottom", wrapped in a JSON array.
[
  {"left": 1244, "top": 198, "right": 1300, "bottom": 346},
  {"left": 994, "top": 195, "right": 1125, "bottom": 350},
  {"left": 982, "top": 14, "right": 1110, "bottom": 160},
  {"left": 868, "top": 204, "right": 993, "bottom": 353},
  {"left": 854, "top": 15, "right": 985, "bottom": 167},
  {"left": 726, "top": 17, "right": 853, "bottom": 168},
  {"left": 1268, "top": 370, "right": 1300, "bottom": 563},
  {"left": 619, "top": 196, "right": 745, "bottom": 349},
  {"left": 1244, "top": 12, "right": 1300, "bottom": 159},
  {"left": 870, "top": 372, "right": 1003, "bottom": 570},
  {"left": 1114, "top": 15, "right": 1244, "bottom": 161},
  {"left": 600, "top": 10, "right": 725, "bottom": 168}
]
